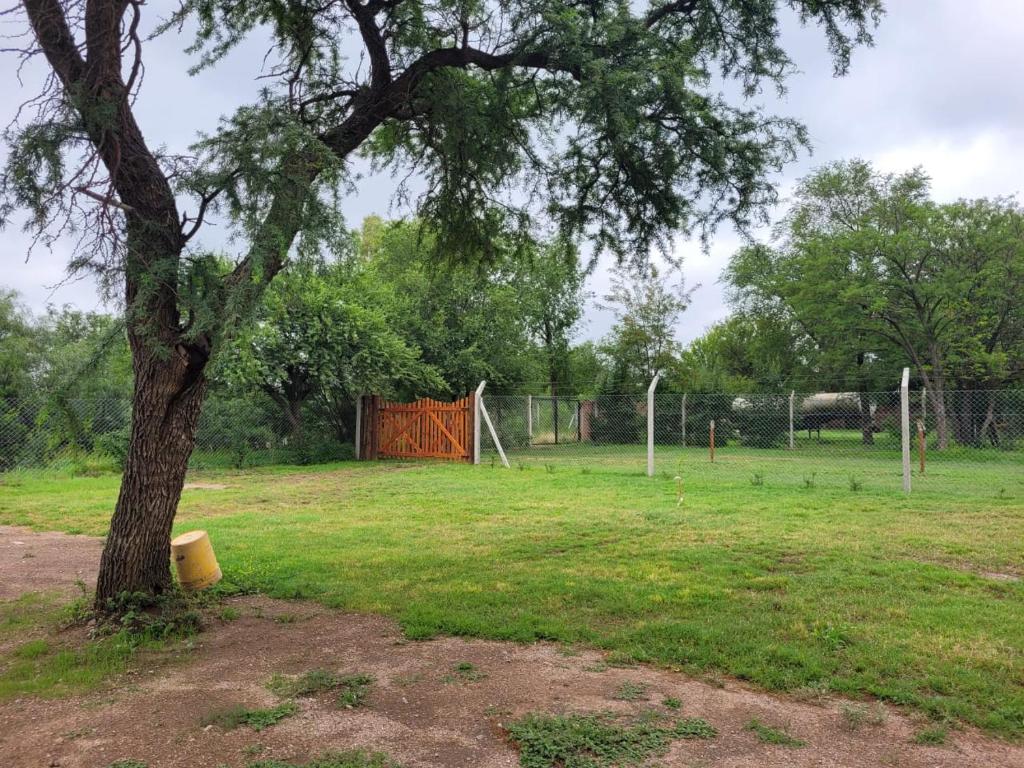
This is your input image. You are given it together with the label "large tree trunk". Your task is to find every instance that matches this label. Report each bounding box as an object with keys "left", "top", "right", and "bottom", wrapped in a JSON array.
[{"left": 94, "top": 346, "right": 208, "bottom": 605}]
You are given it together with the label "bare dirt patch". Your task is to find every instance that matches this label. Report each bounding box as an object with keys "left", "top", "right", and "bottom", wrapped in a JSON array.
[
  {"left": 2, "top": 527, "right": 1023, "bottom": 768},
  {"left": 0, "top": 525, "right": 102, "bottom": 601},
  {"left": 182, "top": 482, "right": 229, "bottom": 491}
]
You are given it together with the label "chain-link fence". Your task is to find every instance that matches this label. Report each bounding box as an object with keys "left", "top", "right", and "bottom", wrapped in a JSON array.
[
  {"left": 2, "top": 388, "right": 1021, "bottom": 494},
  {"left": 0, "top": 394, "right": 354, "bottom": 474},
  {"left": 480, "top": 389, "right": 1024, "bottom": 492}
]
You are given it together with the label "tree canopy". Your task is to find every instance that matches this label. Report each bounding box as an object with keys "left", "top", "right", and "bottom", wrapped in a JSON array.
[{"left": 725, "top": 159, "right": 1024, "bottom": 447}]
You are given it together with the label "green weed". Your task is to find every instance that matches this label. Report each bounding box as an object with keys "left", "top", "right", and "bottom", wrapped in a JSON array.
[
  {"left": 247, "top": 750, "right": 401, "bottom": 768},
  {"left": 745, "top": 719, "right": 805, "bottom": 747},
  {"left": 506, "top": 712, "right": 715, "bottom": 768},
  {"left": 612, "top": 681, "right": 648, "bottom": 701},
  {"left": 336, "top": 674, "right": 374, "bottom": 708},
  {"left": 201, "top": 701, "right": 298, "bottom": 731},
  {"left": 914, "top": 725, "right": 948, "bottom": 745}
]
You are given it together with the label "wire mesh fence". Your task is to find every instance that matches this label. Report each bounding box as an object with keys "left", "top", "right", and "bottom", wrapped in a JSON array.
[
  {"left": 480, "top": 389, "right": 1024, "bottom": 492},
  {"left": 1, "top": 388, "right": 1021, "bottom": 493},
  {"left": 0, "top": 394, "right": 353, "bottom": 474}
]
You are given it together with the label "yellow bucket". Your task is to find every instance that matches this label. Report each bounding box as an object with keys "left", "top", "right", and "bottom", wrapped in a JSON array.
[{"left": 171, "top": 530, "right": 222, "bottom": 591}]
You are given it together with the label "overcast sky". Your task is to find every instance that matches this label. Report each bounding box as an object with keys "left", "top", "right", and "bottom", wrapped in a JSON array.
[{"left": 2, "top": 1, "right": 1023, "bottom": 346}]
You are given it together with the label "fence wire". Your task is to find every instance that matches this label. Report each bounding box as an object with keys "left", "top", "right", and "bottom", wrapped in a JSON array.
[
  {"left": 0, "top": 394, "right": 353, "bottom": 474},
  {"left": 480, "top": 390, "right": 1024, "bottom": 491},
  {"left": 1, "top": 389, "right": 1021, "bottom": 493}
]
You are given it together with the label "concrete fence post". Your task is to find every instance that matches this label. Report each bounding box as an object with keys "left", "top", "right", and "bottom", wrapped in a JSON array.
[
  {"left": 901, "top": 368, "right": 911, "bottom": 493},
  {"left": 474, "top": 380, "right": 486, "bottom": 465},
  {"left": 788, "top": 390, "right": 795, "bottom": 450},
  {"left": 647, "top": 371, "right": 662, "bottom": 477}
]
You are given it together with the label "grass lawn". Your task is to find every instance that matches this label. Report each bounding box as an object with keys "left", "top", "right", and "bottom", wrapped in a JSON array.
[{"left": 1, "top": 453, "right": 1023, "bottom": 738}]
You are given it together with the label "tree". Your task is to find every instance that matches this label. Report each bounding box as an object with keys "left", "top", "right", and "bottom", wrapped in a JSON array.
[
  {"left": 216, "top": 260, "right": 443, "bottom": 449},
  {"left": 727, "top": 160, "right": 1024, "bottom": 448},
  {"left": 680, "top": 311, "right": 811, "bottom": 394},
  {"left": 600, "top": 266, "right": 693, "bottom": 389},
  {"left": 516, "top": 239, "right": 591, "bottom": 396},
  {"left": 355, "top": 218, "right": 544, "bottom": 394},
  {"left": 3, "top": 0, "right": 883, "bottom": 604}
]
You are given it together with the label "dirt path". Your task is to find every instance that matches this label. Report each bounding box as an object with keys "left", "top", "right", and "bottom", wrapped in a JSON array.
[{"left": 1, "top": 526, "right": 1022, "bottom": 768}]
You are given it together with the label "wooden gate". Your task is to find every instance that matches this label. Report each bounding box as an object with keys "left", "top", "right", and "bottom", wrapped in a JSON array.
[{"left": 360, "top": 394, "right": 475, "bottom": 462}]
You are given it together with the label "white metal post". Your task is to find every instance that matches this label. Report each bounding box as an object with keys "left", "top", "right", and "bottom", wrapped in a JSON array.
[
  {"left": 527, "top": 394, "right": 533, "bottom": 445},
  {"left": 647, "top": 371, "right": 662, "bottom": 477},
  {"left": 354, "top": 394, "right": 363, "bottom": 460},
  {"left": 474, "top": 380, "right": 486, "bottom": 465},
  {"left": 788, "top": 390, "right": 795, "bottom": 450},
  {"left": 681, "top": 393, "right": 687, "bottom": 446},
  {"left": 900, "top": 368, "right": 911, "bottom": 493}
]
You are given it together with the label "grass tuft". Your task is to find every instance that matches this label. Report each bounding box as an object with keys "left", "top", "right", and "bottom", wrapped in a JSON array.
[
  {"left": 745, "top": 718, "right": 806, "bottom": 747},
  {"left": 267, "top": 668, "right": 341, "bottom": 698},
  {"left": 913, "top": 725, "right": 948, "bottom": 746},
  {"left": 201, "top": 701, "right": 297, "bottom": 731},
  {"left": 336, "top": 674, "right": 374, "bottom": 708},
  {"left": 839, "top": 702, "right": 887, "bottom": 731},
  {"left": 612, "top": 681, "right": 648, "bottom": 701},
  {"left": 506, "top": 712, "right": 716, "bottom": 768},
  {"left": 247, "top": 750, "right": 402, "bottom": 768},
  {"left": 443, "top": 661, "right": 486, "bottom": 683}
]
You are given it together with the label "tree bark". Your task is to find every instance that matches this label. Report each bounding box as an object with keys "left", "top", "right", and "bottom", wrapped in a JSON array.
[{"left": 95, "top": 338, "right": 208, "bottom": 603}]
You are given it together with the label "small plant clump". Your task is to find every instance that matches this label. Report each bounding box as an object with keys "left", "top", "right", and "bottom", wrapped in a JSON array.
[
  {"left": 839, "top": 702, "right": 887, "bottom": 731},
  {"left": 662, "top": 697, "right": 682, "bottom": 710},
  {"left": 914, "top": 725, "right": 948, "bottom": 746},
  {"left": 201, "top": 701, "right": 298, "bottom": 732},
  {"left": 248, "top": 750, "right": 402, "bottom": 768},
  {"left": 266, "top": 669, "right": 374, "bottom": 708},
  {"left": 107, "top": 761, "right": 148, "bottom": 768},
  {"left": 848, "top": 475, "right": 863, "bottom": 492},
  {"left": 613, "top": 681, "right": 649, "bottom": 701},
  {"left": 750, "top": 472, "right": 765, "bottom": 487},
  {"left": 506, "top": 712, "right": 716, "bottom": 768},
  {"left": 745, "top": 718, "right": 806, "bottom": 747},
  {"left": 443, "top": 661, "right": 486, "bottom": 683},
  {"left": 336, "top": 674, "right": 375, "bottom": 708},
  {"left": 267, "top": 669, "right": 343, "bottom": 698}
]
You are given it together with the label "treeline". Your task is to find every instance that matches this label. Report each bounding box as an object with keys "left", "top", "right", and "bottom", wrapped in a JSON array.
[
  {"left": 4, "top": 161, "right": 1023, "bottom": 468},
  {"left": 0, "top": 218, "right": 600, "bottom": 468},
  {"left": 716, "top": 160, "right": 1024, "bottom": 449}
]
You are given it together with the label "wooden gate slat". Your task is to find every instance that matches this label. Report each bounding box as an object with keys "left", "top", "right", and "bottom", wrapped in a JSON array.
[{"left": 365, "top": 394, "right": 474, "bottom": 462}]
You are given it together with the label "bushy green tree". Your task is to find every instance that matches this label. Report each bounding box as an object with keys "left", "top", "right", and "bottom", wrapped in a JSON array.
[
  {"left": 216, "top": 259, "right": 443, "bottom": 452},
  {"left": 355, "top": 218, "right": 545, "bottom": 394},
  {"left": 727, "top": 160, "right": 1024, "bottom": 448}
]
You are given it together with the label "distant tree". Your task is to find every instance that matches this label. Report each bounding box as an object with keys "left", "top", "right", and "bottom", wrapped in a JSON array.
[
  {"left": 680, "top": 311, "right": 810, "bottom": 393},
  {"left": 3, "top": 0, "right": 883, "bottom": 603},
  {"left": 356, "top": 219, "right": 544, "bottom": 394},
  {"left": 0, "top": 290, "right": 38, "bottom": 403},
  {"left": 216, "top": 260, "right": 442, "bottom": 448},
  {"left": 727, "top": 160, "right": 1024, "bottom": 448},
  {"left": 600, "top": 266, "right": 693, "bottom": 389},
  {"left": 516, "top": 239, "right": 591, "bottom": 396}
]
